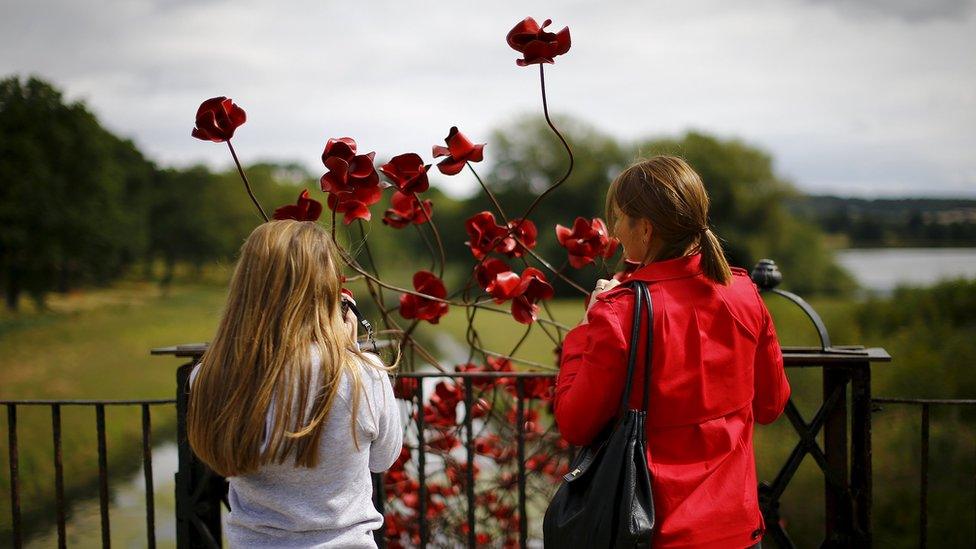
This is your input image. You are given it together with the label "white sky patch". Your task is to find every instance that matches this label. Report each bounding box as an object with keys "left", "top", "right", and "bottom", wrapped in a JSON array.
[{"left": 1, "top": 0, "right": 974, "bottom": 198}]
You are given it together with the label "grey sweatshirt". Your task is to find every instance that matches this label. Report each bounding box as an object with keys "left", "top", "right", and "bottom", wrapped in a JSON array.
[{"left": 192, "top": 352, "right": 403, "bottom": 548}]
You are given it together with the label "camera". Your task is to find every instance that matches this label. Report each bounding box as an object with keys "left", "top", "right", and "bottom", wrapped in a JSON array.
[{"left": 341, "top": 296, "right": 376, "bottom": 352}]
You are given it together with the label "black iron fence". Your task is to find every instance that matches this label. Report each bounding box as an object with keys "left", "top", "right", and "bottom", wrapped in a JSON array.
[
  {"left": 150, "top": 344, "right": 891, "bottom": 548},
  {"left": 2, "top": 399, "right": 174, "bottom": 548},
  {"left": 870, "top": 397, "right": 976, "bottom": 549},
  {"left": 5, "top": 351, "right": 976, "bottom": 548}
]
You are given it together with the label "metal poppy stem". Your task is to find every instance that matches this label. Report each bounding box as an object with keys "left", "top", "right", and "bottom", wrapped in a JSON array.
[
  {"left": 467, "top": 162, "right": 509, "bottom": 222},
  {"left": 420, "top": 206, "right": 447, "bottom": 279},
  {"left": 226, "top": 140, "right": 269, "bottom": 222},
  {"left": 413, "top": 223, "right": 439, "bottom": 272},
  {"left": 507, "top": 324, "right": 533, "bottom": 358},
  {"left": 461, "top": 63, "right": 587, "bottom": 296},
  {"left": 514, "top": 64, "right": 575, "bottom": 227}
]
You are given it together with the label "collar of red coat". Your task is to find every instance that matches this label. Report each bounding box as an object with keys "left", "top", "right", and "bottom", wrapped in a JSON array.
[{"left": 628, "top": 253, "right": 703, "bottom": 282}]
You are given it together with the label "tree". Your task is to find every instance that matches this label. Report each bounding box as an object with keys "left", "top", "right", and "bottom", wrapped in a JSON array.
[
  {"left": 0, "top": 76, "right": 155, "bottom": 309},
  {"left": 476, "top": 115, "right": 854, "bottom": 295}
]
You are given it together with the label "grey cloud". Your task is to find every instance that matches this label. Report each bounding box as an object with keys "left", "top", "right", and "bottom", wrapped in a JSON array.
[{"left": 801, "top": 0, "right": 974, "bottom": 22}]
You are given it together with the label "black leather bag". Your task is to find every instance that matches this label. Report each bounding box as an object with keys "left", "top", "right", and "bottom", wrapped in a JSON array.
[{"left": 543, "top": 281, "right": 655, "bottom": 548}]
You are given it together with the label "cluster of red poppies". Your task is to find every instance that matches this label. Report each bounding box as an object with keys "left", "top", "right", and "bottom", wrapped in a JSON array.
[
  {"left": 192, "top": 18, "right": 588, "bottom": 544},
  {"left": 384, "top": 364, "right": 570, "bottom": 548}
]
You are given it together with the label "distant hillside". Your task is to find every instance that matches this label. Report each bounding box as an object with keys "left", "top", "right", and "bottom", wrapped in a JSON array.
[{"left": 786, "top": 196, "right": 976, "bottom": 247}]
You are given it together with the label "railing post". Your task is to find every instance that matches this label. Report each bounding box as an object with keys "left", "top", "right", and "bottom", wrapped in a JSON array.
[
  {"left": 175, "top": 360, "right": 224, "bottom": 549},
  {"left": 822, "top": 367, "right": 851, "bottom": 546},
  {"left": 850, "top": 361, "right": 872, "bottom": 546}
]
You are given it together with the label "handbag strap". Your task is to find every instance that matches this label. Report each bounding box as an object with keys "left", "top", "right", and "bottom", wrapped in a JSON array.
[
  {"left": 638, "top": 281, "right": 654, "bottom": 412},
  {"left": 617, "top": 280, "right": 648, "bottom": 416}
]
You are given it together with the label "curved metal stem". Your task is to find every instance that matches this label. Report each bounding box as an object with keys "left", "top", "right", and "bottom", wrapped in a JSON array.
[
  {"left": 226, "top": 141, "right": 269, "bottom": 222},
  {"left": 422, "top": 205, "right": 446, "bottom": 278},
  {"left": 467, "top": 162, "right": 509, "bottom": 222},
  {"left": 514, "top": 64, "right": 574, "bottom": 225}
]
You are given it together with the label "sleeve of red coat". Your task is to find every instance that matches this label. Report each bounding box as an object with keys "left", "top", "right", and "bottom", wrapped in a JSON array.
[
  {"left": 752, "top": 299, "right": 790, "bottom": 425},
  {"left": 554, "top": 298, "right": 629, "bottom": 446}
]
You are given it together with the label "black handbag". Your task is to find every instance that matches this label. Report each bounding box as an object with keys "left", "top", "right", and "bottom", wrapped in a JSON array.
[{"left": 543, "top": 281, "right": 655, "bottom": 548}]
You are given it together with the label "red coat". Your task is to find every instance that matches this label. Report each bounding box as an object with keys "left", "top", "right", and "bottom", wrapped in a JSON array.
[{"left": 555, "top": 254, "right": 790, "bottom": 549}]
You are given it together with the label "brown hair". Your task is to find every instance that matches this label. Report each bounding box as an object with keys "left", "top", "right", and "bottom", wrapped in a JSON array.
[
  {"left": 187, "top": 220, "right": 386, "bottom": 476},
  {"left": 606, "top": 156, "right": 732, "bottom": 284}
]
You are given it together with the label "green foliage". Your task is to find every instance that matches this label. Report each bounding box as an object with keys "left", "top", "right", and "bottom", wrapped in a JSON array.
[
  {"left": 788, "top": 195, "right": 976, "bottom": 247},
  {"left": 0, "top": 76, "right": 156, "bottom": 308},
  {"left": 856, "top": 279, "right": 976, "bottom": 402},
  {"left": 474, "top": 116, "right": 855, "bottom": 295},
  {"left": 636, "top": 132, "right": 855, "bottom": 295},
  {"left": 0, "top": 75, "right": 314, "bottom": 307},
  {"left": 147, "top": 162, "right": 306, "bottom": 281}
]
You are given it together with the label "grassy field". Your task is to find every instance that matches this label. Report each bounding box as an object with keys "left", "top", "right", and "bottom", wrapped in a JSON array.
[
  {"left": 0, "top": 281, "right": 227, "bottom": 542},
  {"left": 2, "top": 279, "right": 973, "bottom": 547}
]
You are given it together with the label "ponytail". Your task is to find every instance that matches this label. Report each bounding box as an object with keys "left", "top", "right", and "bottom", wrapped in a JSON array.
[{"left": 698, "top": 228, "right": 732, "bottom": 285}]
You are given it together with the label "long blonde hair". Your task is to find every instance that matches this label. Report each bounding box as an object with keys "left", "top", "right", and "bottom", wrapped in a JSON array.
[
  {"left": 188, "top": 220, "right": 374, "bottom": 476},
  {"left": 606, "top": 156, "right": 733, "bottom": 284}
]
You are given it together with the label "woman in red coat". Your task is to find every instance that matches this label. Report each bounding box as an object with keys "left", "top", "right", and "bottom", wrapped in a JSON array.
[{"left": 554, "top": 156, "right": 791, "bottom": 548}]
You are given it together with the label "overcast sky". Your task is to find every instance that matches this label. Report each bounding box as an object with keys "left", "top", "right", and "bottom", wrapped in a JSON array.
[{"left": 2, "top": 0, "right": 974, "bottom": 198}]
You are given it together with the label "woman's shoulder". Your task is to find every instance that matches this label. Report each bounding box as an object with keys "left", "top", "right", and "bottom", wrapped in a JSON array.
[{"left": 354, "top": 352, "right": 388, "bottom": 382}]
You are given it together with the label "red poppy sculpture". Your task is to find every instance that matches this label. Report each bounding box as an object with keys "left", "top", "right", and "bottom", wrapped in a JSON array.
[
  {"left": 380, "top": 153, "right": 431, "bottom": 194},
  {"left": 320, "top": 137, "right": 382, "bottom": 224},
  {"left": 498, "top": 218, "right": 537, "bottom": 258},
  {"left": 555, "top": 216, "right": 619, "bottom": 268},
  {"left": 432, "top": 127, "right": 486, "bottom": 176},
  {"left": 511, "top": 268, "right": 554, "bottom": 324},
  {"left": 464, "top": 212, "right": 537, "bottom": 259},
  {"left": 474, "top": 258, "right": 522, "bottom": 303},
  {"left": 190, "top": 96, "right": 246, "bottom": 142},
  {"left": 399, "top": 270, "right": 449, "bottom": 323},
  {"left": 272, "top": 189, "right": 323, "bottom": 222},
  {"left": 382, "top": 191, "right": 433, "bottom": 228},
  {"left": 506, "top": 17, "right": 571, "bottom": 67}
]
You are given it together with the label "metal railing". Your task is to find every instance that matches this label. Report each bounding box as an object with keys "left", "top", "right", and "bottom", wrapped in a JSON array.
[
  {"left": 2, "top": 399, "right": 174, "bottom": 548},
  {"left": 148, "top": 344, "right": 891, "bottom": 548},
  {"left": 5, "top": 353, "right": 976, "bottom": 548},
  {"left": 871, "top": 397, "right": 976, "bottom": 549}
]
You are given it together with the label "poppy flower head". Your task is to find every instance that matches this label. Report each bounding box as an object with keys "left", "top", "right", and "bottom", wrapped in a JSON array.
[
  {"left": 506, "top": 17, "right": 571, "bottom": 67},
  {"left": 320, "top": 137, "right": 381, "bottom": 223},
  {"left": 382, "top": 191, "right": 433, "bottom": 229},
  {"left": 272, "top": 189, "right": 323, "bottom": 222},
  {"left": 498, "top": 218, "right": 537, "bottom": 258},
  {"left": 191, "top": 97, "right": 246, "bottom": 142},
  {"left": 380, "top": 153, "right": 432, "bottom": 194},
  {"left": 555, "top": 217, "right": 620, "bottom": 268},
  {"left": 399, "top": 270, "right": 449, "bottom": 323},
  {"left": 464, "top": 211, "right": 507, "bottom": 259},
  {"left": 326, "top": 184, "right": 382, "bottom": 224},
  {"left": 511, "top": 268, "right": 554, "bottom": 324},
  {"left": 432, "top": 127, "right": 486, "bottom": 176},
  {"left": 474, "top": 258, "right": 523, "bottom": 303}
]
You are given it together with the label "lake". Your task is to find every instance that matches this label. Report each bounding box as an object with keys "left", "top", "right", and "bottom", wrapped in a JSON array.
[{"left": 835, "top": 247, "right": 976, "bottom": 292}]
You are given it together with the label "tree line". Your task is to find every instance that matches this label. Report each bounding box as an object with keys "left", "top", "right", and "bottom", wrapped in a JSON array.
[
  {"left": 787, "top": 195, "right": 976, "bottom": 247},
  {"left": 1, "top": 75, "right": 854, "bottom": 311}
]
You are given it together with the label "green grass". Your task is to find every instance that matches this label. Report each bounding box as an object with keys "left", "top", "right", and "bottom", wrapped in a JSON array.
[{"left": 1, "top": 282, "right": 227, "bottom": 542}]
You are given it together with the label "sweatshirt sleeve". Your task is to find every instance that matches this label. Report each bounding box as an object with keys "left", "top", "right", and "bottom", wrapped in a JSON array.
[
  {"left": 752, "top": 300, "right": 790, "bottom": 425},
  {"left": 554, "top": 297, "right": 630, "bottom": 446},
  {"left": 366, "top": 360, "right": 404, "bottom": 473}
]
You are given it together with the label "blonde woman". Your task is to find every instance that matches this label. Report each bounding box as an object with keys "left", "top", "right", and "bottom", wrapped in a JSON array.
[{"left": 187, "top": 220, "right": 402, "bottom": 548}]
